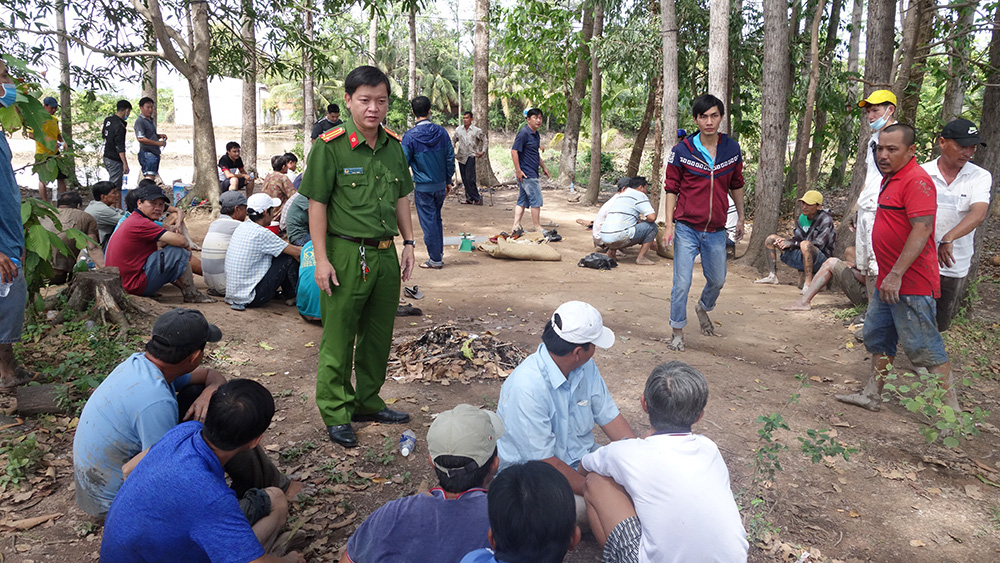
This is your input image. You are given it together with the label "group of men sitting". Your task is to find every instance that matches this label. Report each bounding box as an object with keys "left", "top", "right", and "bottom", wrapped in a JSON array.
[{"left": 86, "top": 301, "right": 748, "bottom": 562}]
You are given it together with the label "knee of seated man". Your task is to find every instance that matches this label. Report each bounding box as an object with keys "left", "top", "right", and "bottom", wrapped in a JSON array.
[
  {"left": 264, "top": 486, "right": 288, "bottom": 517},
  {"left": 799, "top": 240, "right": 814, "bottom": 253}
]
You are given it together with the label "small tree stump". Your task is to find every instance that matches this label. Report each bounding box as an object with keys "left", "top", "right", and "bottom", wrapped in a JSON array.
[
  {"left": 16, "top": 384, "right": 67, "bottom": 416},
  {"left": 49, "top": 268, "right": 154, "bottom": 333}
]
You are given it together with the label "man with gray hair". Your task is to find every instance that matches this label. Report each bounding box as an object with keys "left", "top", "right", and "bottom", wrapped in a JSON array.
[
  {"left": 579, "top": 361, "right": 748, "bottom": 562},
  {"left": 201, "top": 191, "right": 248, "bottom": 296}
]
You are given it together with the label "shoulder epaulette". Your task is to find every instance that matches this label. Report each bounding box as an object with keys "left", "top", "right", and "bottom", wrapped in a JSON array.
[
  {"left": 320, "top": 126, "right": 346, "bottom": 143},
  {"left": 383, "top": 127, "right": 402, "bottom": 142}
]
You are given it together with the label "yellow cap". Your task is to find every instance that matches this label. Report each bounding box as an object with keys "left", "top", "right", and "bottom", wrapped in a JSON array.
[
  {"left": 858, "top": 90, "right": 897, "bottom": 108},
  {"left": 799, "top": 190, "right": 823, "bottom": 205}
]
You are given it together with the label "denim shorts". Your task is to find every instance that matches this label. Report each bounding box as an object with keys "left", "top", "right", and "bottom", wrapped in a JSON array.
[
  {"left": 606, "top": 221, "right": 657, "bottom": 249},
  {"left": 0, "top": 266, "right": 26, "bottom": 344},
  {"left": 137, "top": 151, "right": 160, "bottom": 176},
  {"left": 141, "top": 246, "right": 190, "bottom": 296},
  {"left": 516, "top": 177, "right": 543, "bottom": 208},
  {"left": 863, "top": 291, "right": 949, "bottom": 367},
  {"left": 780, "top": 247, "right": 828, "bottom": 273}
]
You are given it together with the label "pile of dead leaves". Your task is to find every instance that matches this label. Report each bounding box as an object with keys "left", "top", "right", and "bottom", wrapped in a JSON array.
[{"left": 389, "top": 323, "right": 526, "bottom": 384}]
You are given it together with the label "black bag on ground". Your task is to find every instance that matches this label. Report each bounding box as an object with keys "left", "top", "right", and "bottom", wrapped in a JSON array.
[{"left": 577, "top": 253, "right": 617, "bottom": 270}]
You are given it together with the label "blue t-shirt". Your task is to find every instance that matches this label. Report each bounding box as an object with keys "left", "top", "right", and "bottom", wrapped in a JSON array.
[
  {"left": 101, "top": 421, "right": 265, "bottom": 563},
  {"left": 346, "top": 488, "right": 491, "bottom": 563},
  {"left": 72, "top": 352, "right": 192, "bottom": 516},
  {"left": 511, "top": 125, "right": 541, "bottom": 179},
  {"left": 297, "top": 241, "right": 320, "bottom": 319},
  {"left": 0, "top": 132, "right": 23, "bottom": 260},
  {"left": 460, "top": 549, "right": 505, "bottom": 563}
]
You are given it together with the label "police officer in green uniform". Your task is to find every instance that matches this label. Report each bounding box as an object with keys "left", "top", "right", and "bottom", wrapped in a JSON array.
[{"left": 298, "top": 66, "right": 417, "bottom": 448}]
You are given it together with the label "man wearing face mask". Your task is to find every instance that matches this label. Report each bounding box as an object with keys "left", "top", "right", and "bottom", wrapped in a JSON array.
[
  {"left": 851, "top": 90, "right": 898, "bottom": 307},
  {"left": 0, "top": 58, "right": 35, "bottom": 392}
]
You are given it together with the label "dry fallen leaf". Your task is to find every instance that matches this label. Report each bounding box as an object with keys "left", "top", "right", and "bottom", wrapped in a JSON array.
[
  {"left": 264, "top": 444, "right": 281, "bottom": 452},
  {"left": 304, "top": 342, "right": 314, "bottom": 347},
  {"left": 0, "top": 512, "right": 63, "bottom": 531},
  {"left": 848, "top": 510, "right": 860, "bottom": 518},
  {"left": 965, "top": 484, "right": 984, "bottom": 500},
  {"left": 909, "top": 540, "right": 925, "bottom": 547},
  {"left": 926, "top": 487, "right": 942, "bottom": 495}
]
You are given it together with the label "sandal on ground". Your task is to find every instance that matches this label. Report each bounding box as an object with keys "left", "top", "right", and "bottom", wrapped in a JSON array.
[
  {"left": 404, "top": 285, "right": 424, "bottom": 299},
  {"left": 418, "top": 261, "right": 443, "bottom": 270},
  {"left": 0, "top": 368, "right": 37, "bottom": 394},
  {"left": 184, "top": 292, "right": 216, "bottom": 303}
]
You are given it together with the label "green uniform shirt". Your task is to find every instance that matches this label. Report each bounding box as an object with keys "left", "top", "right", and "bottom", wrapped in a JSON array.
[{"left": 298, "top": 118, "right": 414, "bottom": 240}]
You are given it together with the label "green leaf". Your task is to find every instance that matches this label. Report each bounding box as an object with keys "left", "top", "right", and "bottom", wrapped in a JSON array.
[
  {"left": 942, "top": 436, "right": 959, "bottom": 449},
  {"left": 21, "top": 201, "right": 30, "bottom": 224},
  {"left": 47, "top": 231, "right": 72, "bottom": 258},
  {"left": 26, "top": 224, "right": 51, "bottom": 261},
  {"left": 65, "top": 228, "right": 94, "bottom": 249}
]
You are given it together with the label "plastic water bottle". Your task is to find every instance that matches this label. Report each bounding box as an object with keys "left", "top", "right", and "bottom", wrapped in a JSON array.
[
  {"left": 122, "top": 174, "right": 128, "bottom": 188},
  {"left": 0, "top": 257, "right": 20, "bottom": 298},
  {"left": 569, "top": 181, "right": 576, "bottom": 193},
  {"left": 398, "top": 430, "right": 417, "bottom": 457}
]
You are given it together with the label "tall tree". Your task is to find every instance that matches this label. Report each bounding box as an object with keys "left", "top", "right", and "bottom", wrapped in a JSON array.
[
  {"left": 827, "top": 0, "right": 862, "bottom": 189},
  {"left": 473, "top": 0, "right": 499, "bottom": 187},
  {"left": 807, "top": 0, "right": 843, "bottom": 184},
  {"left": 626, "top": 73, "right": 663, "bottom": 176},
  {"left": 941, "top": 0, "right": 978, "bottom": 122},
  {"left": 240, "top": 0, "right": 258, "bottom": 176},
  {"left": 745, "top": 0, "right": 791, "bottom": 271},
  {"left": 659, "top": 0, "right": 678, "bottom": 218},
  {"left": 557, "top": 7, "right": 595, "bottom": 188},
  {"left": 584, "top": 6, "right": 604, "bottom": 205},
  {"left": 708, "top": 0, "right": 730, "bottom": 133},
  {"left": 793, "top": 0, "right": 826, "bottom": 197},
  {"left": 55, "top": 0, "right": 78, "bottom": 189},
  {"left": 368, "top": 12, "right": 379, "bottom": 62},
  {"left": 408, "top": 4, "right": 417, "bottom": 104},
  {"left": 893, "top": 0, "right": 934, "bottom": 123},
  {"left": 302, "top": 5, "right": 315, "bottom": 160}
]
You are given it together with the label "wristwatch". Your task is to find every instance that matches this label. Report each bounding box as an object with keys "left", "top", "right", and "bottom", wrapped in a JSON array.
[{"left": 403, "top": 240, "right": 416, "bottom": 246}]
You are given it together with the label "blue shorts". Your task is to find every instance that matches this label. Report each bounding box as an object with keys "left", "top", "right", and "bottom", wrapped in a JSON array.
[
  {"left": 142, "top": 246, "right": 190, "bottom": 296},
  {"left": 516, "top": 177, "right": 543, "bottom": 208},
  {"left": 137, "top": 151, "right": 161, "bottom": 176},
  {"left": 780, "top": 247, "right": 828, "bottom": 273},
  {"left": 0, "top": 266, "right": 27, "bottom": 344},
  {"left": 863, "top": 291, "right": 949, "bottom": 367}
]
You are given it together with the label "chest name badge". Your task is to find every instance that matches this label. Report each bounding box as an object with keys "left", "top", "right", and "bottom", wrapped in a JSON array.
[{"left": 343, "top": 167, "right": 364, "bottom": 175}]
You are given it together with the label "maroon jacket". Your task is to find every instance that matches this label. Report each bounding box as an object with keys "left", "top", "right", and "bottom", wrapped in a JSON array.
[{"left": 663, "top": 134, "right": 745, "bottom": 232}]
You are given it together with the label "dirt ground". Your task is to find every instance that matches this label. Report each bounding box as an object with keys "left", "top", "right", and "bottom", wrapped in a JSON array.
[{"left": 3, "top": 181, "right": 1000, "bottom": 563}]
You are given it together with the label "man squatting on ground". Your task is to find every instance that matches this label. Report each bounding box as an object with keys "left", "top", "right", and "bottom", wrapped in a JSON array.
[
  {"left": 836, "top": 124, "right": 960, "bottom": 414},
  {"left": 754, "top": 189, "right": 836, "bottom": 291},
  {"left": 598, "top": 176, "right": 658, "bottom": 265},
  {"left": 662, "top": 94, "right": 746, "bottom": 352}
]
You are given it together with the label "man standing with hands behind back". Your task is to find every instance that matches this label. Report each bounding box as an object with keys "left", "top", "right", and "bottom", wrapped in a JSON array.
[{"left": 298, "top": 66, "right": 417, "bottom": 449}]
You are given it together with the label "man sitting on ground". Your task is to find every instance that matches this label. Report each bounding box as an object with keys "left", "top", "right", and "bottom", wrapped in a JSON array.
[
  {"left": 225, "top": 193, "right": 301, "bottom": 311},
  {"left": 460, "top": 461, "right": 581, "bottom": 563},
  {"left": 282, "top": 192, "right": 310, "bottom": 246},
  {"left": 296, "top": 241, "right": 321, "bottom": 324},
  {"left": 73, "top": 308, "right": 291, "bottom": 517},
  {"left": 104, "top": 183, "right": 213, "bottom": 302},
  {"left": 754, "top": 189, "right": 835, "bottom": 291},
  {"left": 599, "top": 176, "right": 657, "bottom": 265},
  {"left": 497, "top": 301, "right": 636, "bottom": 525},
  {"left": 84, "top": 180, "right": 126, "bottom": 249},
  {"left": 41, "top": 191, "right": 105, "bottom": 284},
  {"left": 261, "top": 154, "right": 297, "bottom": 208},
  {"left": 782, "top": 246, "right": 868, "bottom": 311},
  {"left": 219, "top": 141, "right": 255, "bottom": 194},
  {"left": 580, "top": 361, "right": 749, "bottom": 562},
  {"left": 201, "top": 191, "right": 248, "bottom": 297},
  {"left": 101, "top": 379, "right": 305, "bottom": 563},
  {"left": 340, "top": 404, "right": 503, "bottom": 563}
]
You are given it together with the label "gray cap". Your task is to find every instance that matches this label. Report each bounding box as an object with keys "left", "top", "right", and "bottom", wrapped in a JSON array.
[{"left": 220, "top": 191, "right": 248, "bottom": 208}]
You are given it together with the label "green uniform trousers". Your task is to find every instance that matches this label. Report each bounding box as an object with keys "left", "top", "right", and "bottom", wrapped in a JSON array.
[{"left": 316, "top": 235, "right": 401, "bottom": 426}]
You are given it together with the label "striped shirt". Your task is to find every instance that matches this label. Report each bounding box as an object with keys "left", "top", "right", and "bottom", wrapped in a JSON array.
[{"left": 599, "top": 188, "right": 655, "bottom": 244}]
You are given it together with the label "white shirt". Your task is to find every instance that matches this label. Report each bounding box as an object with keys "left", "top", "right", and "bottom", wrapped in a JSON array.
[
  {"left": 600, "top": 188, "right": 656, "bottom": 244},
  {"left": 921, "top": 157, "right": 992, "bottom": 278},
  {"left": 857, "top": 130, "right": 883, "bottom": 213},
  {"left": 200, "top": 215, "right": 242, "bottom": 293},
  {"left": 452, "top": 124, "right": 486, "bottom": 164},
  {"left": 592, "top": 193, "right": 621, "bottom": 243},
  {"left": 581, "top": 433, "right": 749, "bottom": 563}
]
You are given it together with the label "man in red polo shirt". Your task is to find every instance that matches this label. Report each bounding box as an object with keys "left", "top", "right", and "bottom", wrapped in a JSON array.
[
  {"left": 836, "top": 124, "right": 957, "bottom": 413},
  {"left": 105, "top": 183, "right": 213, "bottom": 302}
]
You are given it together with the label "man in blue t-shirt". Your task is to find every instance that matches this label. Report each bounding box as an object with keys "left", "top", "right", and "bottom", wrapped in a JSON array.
[
  {"left": 510, "top": 108, "right": 550, "bottom": 236},
  {"left": 102, "top": 379, "right": 305, "bottom": 563},
  {"left": 339, "top": 404, "right": 504, "bottom": 563}
]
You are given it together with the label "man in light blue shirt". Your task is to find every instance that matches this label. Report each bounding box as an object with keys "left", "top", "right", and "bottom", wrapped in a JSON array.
[{"left": 497, "top": 301, "right": 636, "bottom": 523}]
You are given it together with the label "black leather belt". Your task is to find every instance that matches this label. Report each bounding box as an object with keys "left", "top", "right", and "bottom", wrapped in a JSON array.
[{"left": 334, "top": 234, "right": 394, "bottom": 249}]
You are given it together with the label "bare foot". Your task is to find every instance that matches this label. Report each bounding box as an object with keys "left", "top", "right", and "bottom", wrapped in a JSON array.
[
  {"left": 754, "top": 273, "right": 779, "bottom": 285},
  {"left": 636, "top": 256, "right": 655, "bottom": 265},
  {"left": 285, "top": 480, "right": 304, "bottom": 501},
  {"left": 834, "top": 392, "right": 881, "bottom": 411},
  {"left": 575, "top": 218, "right": 593, "bottom": 228},
  {"left": 183, "top": 292, "right": 216, "bottom": 304},
  {"left": 696, "top": 304, "right": 716, "bottom": 336},
  {"left": 667, "top": 333, "right": 685, "bottom": 351},
  {"left": 780, "top": 301, "right": 812, "bottom": 311}
]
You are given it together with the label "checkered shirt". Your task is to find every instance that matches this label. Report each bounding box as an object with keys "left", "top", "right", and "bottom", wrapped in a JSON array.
[{"left": 224, "top": 220, "right": 288, "bottom": 305}]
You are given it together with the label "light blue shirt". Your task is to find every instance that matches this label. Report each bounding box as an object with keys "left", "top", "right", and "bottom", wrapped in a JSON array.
[
  {"left": 72, "top": 352, "right": 192, "bottom": 516},
  {"left": 599, "top": 187, "right": 655, "bottom": 244},
  {"left": 692, "top": 133, "right": 715, "bottom": 167},
  {"left": 460, "top": 549, "right": 504, "bottom": 563},
  {"left": 497, "top": 343, "right": 620, "bottom": 470}
]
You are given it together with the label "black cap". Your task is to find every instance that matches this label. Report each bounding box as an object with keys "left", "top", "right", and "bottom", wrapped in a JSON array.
[
  {"left": 940, "top": 119, "right": 986, "bottom": 147},
  {"left": 616, "top": 177, "right": 631, "bottom": 190},
  {"left": 629, "top": 176, "right": 648, "bottom": 189},
  {"left": 134, "top": 183, "right": 169, "bottom": 203},
  {"left": 151, "top": 308, "right": 223, "bottom": 350}
]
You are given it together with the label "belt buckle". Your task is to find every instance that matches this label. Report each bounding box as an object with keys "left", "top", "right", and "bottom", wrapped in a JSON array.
[{"left": 378, "top": 239, "right": 393, "bottom": 250}]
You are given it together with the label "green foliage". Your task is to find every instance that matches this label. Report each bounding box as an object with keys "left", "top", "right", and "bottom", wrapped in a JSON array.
[
  {"left": 832, "top": 303, "right": 867, "bottom": 320},
  {"left": 364, "top": 436, "right": 397, "bottom": 466},
  {"left": 582, "top": 148, "right": 615, "bottom": 176},
  {"left": 20, "top": 198, "right": 92, "bottom": 312},
  {"left": 0, "top": 433, "right": 43, "bottom": 489},
  {"left": 280, "top": 440, "right": 318, "bottom": 462}
]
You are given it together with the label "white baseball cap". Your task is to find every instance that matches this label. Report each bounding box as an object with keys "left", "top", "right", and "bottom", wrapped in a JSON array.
[
  {"left": 246, "top": 193, "right": 281, "bottom": 214},
  {"left": 552, "top": 301, "right": 615, "bottom": 349}
]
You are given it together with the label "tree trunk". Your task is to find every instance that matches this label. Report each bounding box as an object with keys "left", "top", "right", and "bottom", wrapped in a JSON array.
[
  {"left": 708, "top": 0, "right": 730, "bottom": 133},
  {"left": 941, "top": 1, "right": 977, "bottom": 123},
  {"left": 900, "top": 0, "right": 933, "bottom": 124},
  {"left": 584, "top": 7, "right": 604, "bottom": 205},
  {"left": 240, "top": 1, "right": 257, "bottom": 176},
  {"left": 626, "top": 73, "right": 662, "bottom": 176},
  {"left": 744, "top": 0, "right": 791, "bottom": 272},
  {"left": 557, "top": 8, "right": 595, "bottom": 188},
  {"left": 793, "top": 0, "right": 826, "bottom": 199},
  {"left": 473, "top": 0, "right": 498, "bottom": 187},
  {"left": 408, "top": 5, "right": 417, "bottom": 103},
  {"left": 142, "top": 29, "right": 157, "bottom": 124},
  {"left": 649, "top": 77, "right": 665, "bottom": 212},
  {"left": 55, "top": 0, "right": 78, "bottom": 189},
  {"left": 660, "top": 0, "right": 679, "bottom": 219},
  {"left": 52, "top": 269, "right": 154, "bottom": 332},
  {"left": 892, "top": 0, "right": 921, "bottom": 101},
  {"left": 828, "top": 0, "right": 862, "bottom": 190},
  {"left": 368, "top": 12, "right": 378, "bottom": 62},
  {"left": 302, "top": 6, "right": 315, "bottom": 160},
  {"left": 16, "top": 384, "right": 68, "bottom": 416},
  {"left": 833, "top": 0, "right": 895, "bottom": 256},
  {"left": 807, "top": 0, "right": 843, "bottom": 184}
]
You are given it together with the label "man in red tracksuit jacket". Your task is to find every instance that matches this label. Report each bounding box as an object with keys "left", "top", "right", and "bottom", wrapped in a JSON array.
[{"left": 661, "top": 94, "right": 746, "bottom": 352}]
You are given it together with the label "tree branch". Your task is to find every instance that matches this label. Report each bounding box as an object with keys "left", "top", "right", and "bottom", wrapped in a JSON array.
[
  {"left": 0, "top": 26, "right": 162, "bottom": 59},
  {"left": 140, "top": 0, "right": 192, "bottom": 77}
]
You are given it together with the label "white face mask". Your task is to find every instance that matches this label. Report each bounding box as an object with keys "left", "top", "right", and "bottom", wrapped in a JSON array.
[{"left": 869, "top": 107, "right": 892, "bottom": 132}]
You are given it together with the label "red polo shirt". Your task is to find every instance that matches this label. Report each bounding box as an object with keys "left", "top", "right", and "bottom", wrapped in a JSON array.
[
  {"left": 105, "top": 211, "right": 167, "bottom": 295},
  {"left": 872, "top": 157, "right": 940, "bottom": 297}
]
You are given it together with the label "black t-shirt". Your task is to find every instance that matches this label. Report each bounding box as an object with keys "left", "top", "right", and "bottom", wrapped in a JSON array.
[
  {"left": 218, "top": 154, "right": 245, "bottom": 181},
  {"left": 311, "top": 117, "right": 343, "bottom": 140},
  {"left": 102, "top": 115, "right": 127, "bottom": 160}
]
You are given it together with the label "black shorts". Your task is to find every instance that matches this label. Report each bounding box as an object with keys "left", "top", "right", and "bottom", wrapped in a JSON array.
[{"left": 220, "top": 176, "right": 248, "bottom": 193}]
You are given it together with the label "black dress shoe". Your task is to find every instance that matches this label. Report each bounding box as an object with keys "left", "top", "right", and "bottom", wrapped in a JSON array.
[
  {"left": 351, "top": 408, "right": 411, "bottom": 424},
  {"left": 327, "top": 424, "right": 358, "bottom": 448}
]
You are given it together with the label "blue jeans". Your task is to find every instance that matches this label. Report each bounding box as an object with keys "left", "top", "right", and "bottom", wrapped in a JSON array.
[
  {"left": 414, "top": 189, "right": 445, "bottom": 265},
  {"left": 669, "top": 221, "right": 728, "bottom": 329},
  {"left": 141, "top": 246, "right": 190, "bottom": 296},
  {"left": 863, "top": 291, "right": 949, "bottom": 367},
  {"left": 137, "top": 151, "right": 160, "bottom": 176}
]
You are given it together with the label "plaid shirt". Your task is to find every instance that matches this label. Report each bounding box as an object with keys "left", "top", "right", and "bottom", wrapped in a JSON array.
[
  {"left": 789, "top": 209, "right": 836, "bottom": 257},
  {"left": 261, "top": 172, "right": 296, "bottom": 207},
  {"left": 224, "top": 220, "right": 288, "bottom": 305}
]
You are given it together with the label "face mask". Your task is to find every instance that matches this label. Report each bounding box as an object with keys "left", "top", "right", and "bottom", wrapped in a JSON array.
[
  {"left": 869, "top": 107, "right": 892, "bottom": 132},
  {"left": 798, "top": 213, "right": 812, "bottom": 232},
  {"left": 0, "top": 84, "right": 16, "bottom": 108}
]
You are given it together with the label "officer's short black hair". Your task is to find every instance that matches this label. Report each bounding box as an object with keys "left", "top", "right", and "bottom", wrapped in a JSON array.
[
  {"left": 138, "top": 96, "right": 154, "bottom": 108},
  {"left": 271, "top": 154, "right": 289, "bottom": 171},
  {"left": 883, "top": 123, "right": 916, "bottom": 146},
  {"left": 692, "top": 94, "right": 725, "bottom": 118},
  {"left": 57, "top": 191, "right": 82, "bottom": 208},
  {"left": 526, "top": 107, "right": 543, "bottom": 119},
  {"left": 345, "top": 66, "right": 391, "bottom": 98},
  {"left": 226, "top": 141, "right": 240, "bottom": 152},
  {"left": 327, "top": 103, "right": 340, "bottom": 114},
  {"left": 411, "top": 96, "right": 432, "bottom": 118},
  {"left": 116, "top": 100, "right": 132, "bottom": 112},
  {"left": 92, "top": 180, "right": 117, "bottom": 201}
]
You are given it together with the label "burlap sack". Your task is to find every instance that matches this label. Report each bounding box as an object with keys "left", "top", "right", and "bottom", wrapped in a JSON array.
[
  {"left": 478, "top": 233, "right": 562, "bottom": 261},
  {"left": 656, "top": 222, "right": 674, "bottom": 259}
]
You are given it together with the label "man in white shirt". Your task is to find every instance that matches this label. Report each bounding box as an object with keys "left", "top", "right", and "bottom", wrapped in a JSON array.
[
  {"left": 599, "top": 177, "right": 657, "bottom": 265},
  {"left": 920, "top": 119, "right": 991, "bottom": 331},
  {"left": 452, "top": 111, "right": 487, "bottom": 205},
  {"left": 201, "top": 191, "right": 247, "bottom": 296}
]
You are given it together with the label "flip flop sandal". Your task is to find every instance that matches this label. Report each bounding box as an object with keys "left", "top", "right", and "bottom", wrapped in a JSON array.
[
  {"left": 419, "top": 261, "right": 443, "bottom": 270},
  {"left": 404, "top": 285, "right": 424, "bottom": 299}
]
